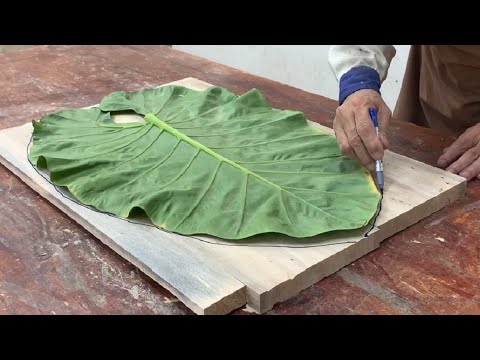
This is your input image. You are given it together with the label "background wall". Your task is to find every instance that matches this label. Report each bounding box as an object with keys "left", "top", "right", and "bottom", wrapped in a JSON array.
[{"left": 173, "top": 45, "right": 411, "bottom": 110}]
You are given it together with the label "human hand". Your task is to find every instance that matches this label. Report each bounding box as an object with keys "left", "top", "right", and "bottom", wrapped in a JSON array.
[
  {"left": 333, "top": 89, "right": 391, "bottom": 170},
  {"left": 438, "top": 123, "right": 480, "bottom": 180}
]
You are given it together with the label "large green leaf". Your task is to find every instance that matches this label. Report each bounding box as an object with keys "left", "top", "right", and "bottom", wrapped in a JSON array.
[{"left": 28, "top": 85, "right": 381, "bottom": 240}]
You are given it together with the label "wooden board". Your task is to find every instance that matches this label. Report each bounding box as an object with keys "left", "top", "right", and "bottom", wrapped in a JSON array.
[{"left": 0, "top": 77, "right": 467, "bottom": 314}]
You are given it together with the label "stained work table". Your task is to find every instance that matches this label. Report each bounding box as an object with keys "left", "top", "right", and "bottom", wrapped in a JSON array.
[{"left": 0, "top": 45, "right": 478, "bottom": 315}]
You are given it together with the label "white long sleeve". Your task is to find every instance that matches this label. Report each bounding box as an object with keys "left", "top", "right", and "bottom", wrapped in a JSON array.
[{"left": 328, "top": 45, "right": 397, "bottom": 82}]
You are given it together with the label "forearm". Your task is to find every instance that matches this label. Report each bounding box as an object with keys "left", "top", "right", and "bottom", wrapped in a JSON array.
[{"left": 328, "top": 45, "right": 396, "bottom": 104}]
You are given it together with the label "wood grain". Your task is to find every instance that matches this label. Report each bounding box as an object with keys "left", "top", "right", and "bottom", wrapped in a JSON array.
[{"left": 0, "top": 77, "right": 467, "bottom": 314}]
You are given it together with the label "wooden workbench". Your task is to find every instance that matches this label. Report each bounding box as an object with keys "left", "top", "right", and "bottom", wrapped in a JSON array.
[{"left": 1, "top": 45, "right": 478, "bottom": 315}]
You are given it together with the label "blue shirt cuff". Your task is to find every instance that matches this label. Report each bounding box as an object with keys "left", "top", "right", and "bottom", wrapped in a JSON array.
[{"left": 339, "top": 66, "right": 381, "bottom": 105}]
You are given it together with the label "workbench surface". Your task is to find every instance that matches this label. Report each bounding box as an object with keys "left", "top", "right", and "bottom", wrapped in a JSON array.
[{"left": 1, "top": 45, "right": 478, "bottom": 315}]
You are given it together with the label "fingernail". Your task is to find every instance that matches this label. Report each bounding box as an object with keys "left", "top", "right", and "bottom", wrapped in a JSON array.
[
  {"left": 446, "top": 166, "right": 455, "bottom": 173},
  {"left": 459, "top": 171, "right": 468, "bottom": 179}
]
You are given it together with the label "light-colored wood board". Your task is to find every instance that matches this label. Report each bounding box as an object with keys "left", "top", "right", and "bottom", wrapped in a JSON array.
[
  {"left": 0, "top": 77, "right": 467, "bottom": 314},
  {"left": 183, "top": 229, "right": 383, "bottom": 313},
  {"left": 0, "top": 124, "right": 246, "bottom": 315}
]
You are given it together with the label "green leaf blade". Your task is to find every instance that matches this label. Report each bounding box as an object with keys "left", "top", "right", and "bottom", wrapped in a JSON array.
[{"left": 29, "top": 85, "right": 381, "bottom": 240}]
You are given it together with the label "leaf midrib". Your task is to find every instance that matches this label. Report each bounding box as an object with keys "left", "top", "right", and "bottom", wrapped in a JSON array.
[
  {"left": 144, "top": 113, "right": 355, "bottom": 223},
  {"left": 145, "top": 113, "right": 281, "bottom": 191}
]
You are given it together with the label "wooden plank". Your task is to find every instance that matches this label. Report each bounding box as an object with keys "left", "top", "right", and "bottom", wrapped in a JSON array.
[
  {"left": 0, "top": 77, "right": 467, "bottom": 314},
  {"left": 0, "top": 124, "right": 246, "bottom": 315}
]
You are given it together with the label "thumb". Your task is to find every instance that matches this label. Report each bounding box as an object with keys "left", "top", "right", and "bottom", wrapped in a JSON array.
[
  {"left": 377, "top": 105, "right": 392, "bottom": 150},
  {"left": 379, "top": 129, "right": 390, "bottom": 150}
]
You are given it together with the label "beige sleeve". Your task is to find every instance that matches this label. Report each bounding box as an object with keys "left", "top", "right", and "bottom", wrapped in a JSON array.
[{"left": 328, "top": 45, "right": 397, "bottom": 82}]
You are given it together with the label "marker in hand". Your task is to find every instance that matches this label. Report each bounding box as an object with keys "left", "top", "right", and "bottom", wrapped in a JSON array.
[{"left": 369, "top": 107, "right": 384, "bottom": 194}]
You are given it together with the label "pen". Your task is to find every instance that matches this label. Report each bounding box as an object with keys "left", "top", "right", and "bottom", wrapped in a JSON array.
[{"left": 368, "top": 107, "right": 384, "bottom": 194}]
